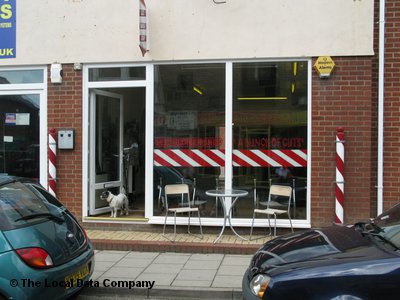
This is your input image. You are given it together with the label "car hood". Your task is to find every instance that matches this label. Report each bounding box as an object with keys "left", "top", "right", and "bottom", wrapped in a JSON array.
[{"left": 248, "top": 224, "right": 391, "bottom": 277}]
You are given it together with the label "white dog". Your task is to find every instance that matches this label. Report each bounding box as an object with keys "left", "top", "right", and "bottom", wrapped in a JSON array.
[{"left": 100, "top": 189, "right": 129, "bottom": 218}]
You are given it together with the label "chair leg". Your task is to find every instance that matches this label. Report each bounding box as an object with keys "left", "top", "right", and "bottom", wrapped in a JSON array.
[
  {"left": 267, "top": 214, "right": 272, "bottom": 236},
  {"left": 250, "top": 211, "right": 256, "bottom": 240},
  {"left": 197, "top": 210, "right": 203, "bottom": 238},
  {"left": 163, "top": 211, "right": 168, "bottom": 236},
  {"left": 173, "top": 212, "right": 177, "bottom": 242},
  {"left": 288, "top": 213, "right": 294, "bottom": 233},
  {"left": 187, "top": 211, "right": 191, "bottom": 234},
  {"left": 273, "top": 213, "right": 277, "bottom": 237}
]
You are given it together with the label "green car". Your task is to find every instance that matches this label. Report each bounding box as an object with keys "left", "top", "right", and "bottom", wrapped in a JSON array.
[{"left": 0, "top": 175, "right": 94, "bottom": 300}]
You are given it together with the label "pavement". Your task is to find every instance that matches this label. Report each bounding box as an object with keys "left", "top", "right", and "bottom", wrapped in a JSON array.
[
  {"left": 75, "top": 229, "right": 272, "bottom": 299},
  {"left": 77, "top": 250, "right": 252, "bottom": 299}
]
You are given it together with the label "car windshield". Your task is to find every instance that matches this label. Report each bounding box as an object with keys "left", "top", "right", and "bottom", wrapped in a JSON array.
[
  {"left": 371, "top": 203, "right": 400, "bottom": 249},
  {"left": 0, "top": 181, "right": 62, "bottom": 230}
]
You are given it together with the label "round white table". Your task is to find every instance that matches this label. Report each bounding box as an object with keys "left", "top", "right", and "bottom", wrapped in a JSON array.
[{"left": 205, "top": 189, "right": 249, "bottom": 243}]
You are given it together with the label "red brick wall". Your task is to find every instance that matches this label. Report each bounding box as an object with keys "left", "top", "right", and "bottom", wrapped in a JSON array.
[
  {"left": 310, "top": 0, "right": 400, "bottom": 227},
  {"left": 47, "top": 64, "right": 83, "bottom": 221},
  {"left": 311, "top": 57, "right": 374, "bottom": 227},
  {"left": 381, "top": 0, "right": 400, "bottom": 211}
]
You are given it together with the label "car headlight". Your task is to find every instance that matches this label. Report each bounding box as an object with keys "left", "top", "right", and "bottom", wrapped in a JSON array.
[{"left": 249, "top": 274, "right": 271, "bottom": 298}]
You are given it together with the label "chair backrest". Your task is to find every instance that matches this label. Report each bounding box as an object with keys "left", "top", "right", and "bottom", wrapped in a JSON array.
[
  {"left": 253, "top": 178, "right": 271, "bottom": 208},
  {"left": 268, "top": 184, "right": 292, "bottom": 212},
  {"left": 164, "top": 183, "right": 191, "bottom": 209},
  {"left": 215, "top": 177, "right": 225, "bottom": 190}
]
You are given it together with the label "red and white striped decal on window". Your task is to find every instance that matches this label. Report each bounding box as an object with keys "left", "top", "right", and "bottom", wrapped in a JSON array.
[{"left": 154, "top": 149, "right": 307, "bottom": 167}]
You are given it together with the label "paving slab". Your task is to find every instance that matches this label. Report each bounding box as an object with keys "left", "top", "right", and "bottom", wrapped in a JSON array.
[
  {"left": 143, "top": 263, "right": 185, "bottom": 274},
  {"left": 101, "top": 266, "right": 144, "bottom": 279},
  {"left": 78, "top": 249, "right": 254, "bottom": 299},
  {"left": 183, "top": 259, "right": 221, "bottom": 270},
  {"left": 152, "top": 253, "right": 191, "bottom": 264},
  {"left": 175, "top": 269, "right": 218, "bottom": 281},
  {"left": 114, "top": 257, "right": 155, "bottom": 268},
  {"left": 136, "top": 272, "right": 177, "bottom": 286},
  {"left": 212, "top": 275, "right": 243, "bottom": 288}
]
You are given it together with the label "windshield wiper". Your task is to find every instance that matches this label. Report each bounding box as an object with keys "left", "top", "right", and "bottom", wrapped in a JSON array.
[{"left": 15, "top": 212, "right": 65, "bottom": 223}]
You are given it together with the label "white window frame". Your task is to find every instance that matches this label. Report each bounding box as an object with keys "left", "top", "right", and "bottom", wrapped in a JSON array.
[{"left": 0, "top": 66, "right": 47, "bottom": 188}]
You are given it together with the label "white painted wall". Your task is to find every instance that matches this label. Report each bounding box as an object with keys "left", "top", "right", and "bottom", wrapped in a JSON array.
[{"left": 0, "top": 0, "right": 374, "bottom": 65}]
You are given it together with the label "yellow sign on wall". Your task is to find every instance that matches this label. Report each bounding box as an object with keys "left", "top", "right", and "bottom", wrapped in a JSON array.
[{"left": 314, "top": 56, "right": 335, "bottom": 78}]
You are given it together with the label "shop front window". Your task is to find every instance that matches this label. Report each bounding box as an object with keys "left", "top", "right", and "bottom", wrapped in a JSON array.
[
  {"left": 153, "top": 64, "right": 225, "bottom": 217},
  {"left": 153, "top": 61, "right": 308, "bottom": 223},
  {"left": 232, "top": 62, "right": 308, "bottom": 220}
]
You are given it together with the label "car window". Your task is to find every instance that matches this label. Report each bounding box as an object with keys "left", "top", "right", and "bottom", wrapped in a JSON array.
[
  {"left": 0, "top": 181, "right": 54, "bottom": 230},
  {"left": 28, "top": 184, "right": 63, "bottom": 208}
]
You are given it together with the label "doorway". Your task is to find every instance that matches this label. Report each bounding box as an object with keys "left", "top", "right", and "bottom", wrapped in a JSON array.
[{"left": 89, "top": 87, "right": 146, "bottom": 218}]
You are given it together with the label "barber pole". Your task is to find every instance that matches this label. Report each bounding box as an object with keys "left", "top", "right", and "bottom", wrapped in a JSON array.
[
  {"left": 139, "top": 0, "right": 148, "bottom": 56},
  {"left": 48, "top": 128, "right": 57, "bottom": 197},
  {"left": 335, "top": 127, "right": 345, "bottom": 224}
]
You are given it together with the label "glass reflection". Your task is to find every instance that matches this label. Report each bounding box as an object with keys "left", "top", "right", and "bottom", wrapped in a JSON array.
[{"left": 153, "top": 64, "right": 225, "bottom": 217}]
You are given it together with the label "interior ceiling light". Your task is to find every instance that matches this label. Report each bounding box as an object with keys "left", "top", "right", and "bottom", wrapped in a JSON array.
[
  {"left": 193, "top": 86, "right": 203, "bottom": 95},
  {"left": 237, "top": 97, "right": 288, "bottom": 100}
]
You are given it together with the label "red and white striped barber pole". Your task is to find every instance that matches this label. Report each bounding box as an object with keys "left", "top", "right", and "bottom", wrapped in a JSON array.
[
  {"left": 48, "top": 128, "right": 57, "bottom": 197},
  {"left": 139, "top": 0, "right": 148, "bottom": 56},
  {"left": 335, "top": 127, "right": 345, "bottom": 224}
]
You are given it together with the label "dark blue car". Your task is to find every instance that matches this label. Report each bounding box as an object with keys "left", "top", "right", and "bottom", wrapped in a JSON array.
[
  {"left": 0, "top": 175, "right": 94, "bottom": 300},
  {"left": 243, "top": 203, "right": 400, "bottom": 300}
]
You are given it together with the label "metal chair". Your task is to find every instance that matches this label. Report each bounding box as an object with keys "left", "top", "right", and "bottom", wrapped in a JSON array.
[
  {"left": 250, "top": 184, "right": 294, "bottom": 239},
  {"left": 162, "top": 183, "right": 203, "bottom": 242}
]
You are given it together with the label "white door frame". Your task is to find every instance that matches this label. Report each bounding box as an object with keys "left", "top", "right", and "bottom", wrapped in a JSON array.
[
  {"left": 82, "top": 64, "right": 150, "bottom": 218},
  {"left": 88, "top": 89, "right": 124, "bottom": 216}
]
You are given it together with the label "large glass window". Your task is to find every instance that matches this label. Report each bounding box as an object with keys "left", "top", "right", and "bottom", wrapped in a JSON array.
[
  {"left": 153, "top": 64, "right": 225, "bottom": 217},
  {"left": 232, "top": 62, "right": 308, "bottom": 220},
  {"left": 153, "top": 61, "right": 308, "bottom": 223}
]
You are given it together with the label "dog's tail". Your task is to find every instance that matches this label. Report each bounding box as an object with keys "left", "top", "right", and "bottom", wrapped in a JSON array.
[{"left": 121, "top": 186, "right": 127, "bottom": 195}]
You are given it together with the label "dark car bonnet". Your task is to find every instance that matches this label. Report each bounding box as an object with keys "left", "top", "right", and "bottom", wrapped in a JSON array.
[{"left": 250, "top": 225, "right": 373, "bottom": 274}]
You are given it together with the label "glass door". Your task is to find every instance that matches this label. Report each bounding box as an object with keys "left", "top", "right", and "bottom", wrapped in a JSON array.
[{"left": 89, "top": 89, "right": 123, "bottom": 216}]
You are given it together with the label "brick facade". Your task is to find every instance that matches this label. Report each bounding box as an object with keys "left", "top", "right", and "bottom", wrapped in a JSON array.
[
  {"left": 311, "top": 57, "right": 374, "bottom": 227},
  {"left": 47, "top": 64, "right": 83, "bottom": 220},
  {"left": 46, "top": 1, "right": 400, "bottom": 228},
  {"left": 381, "top": 0, "right": 400, "bottom": 212}
]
